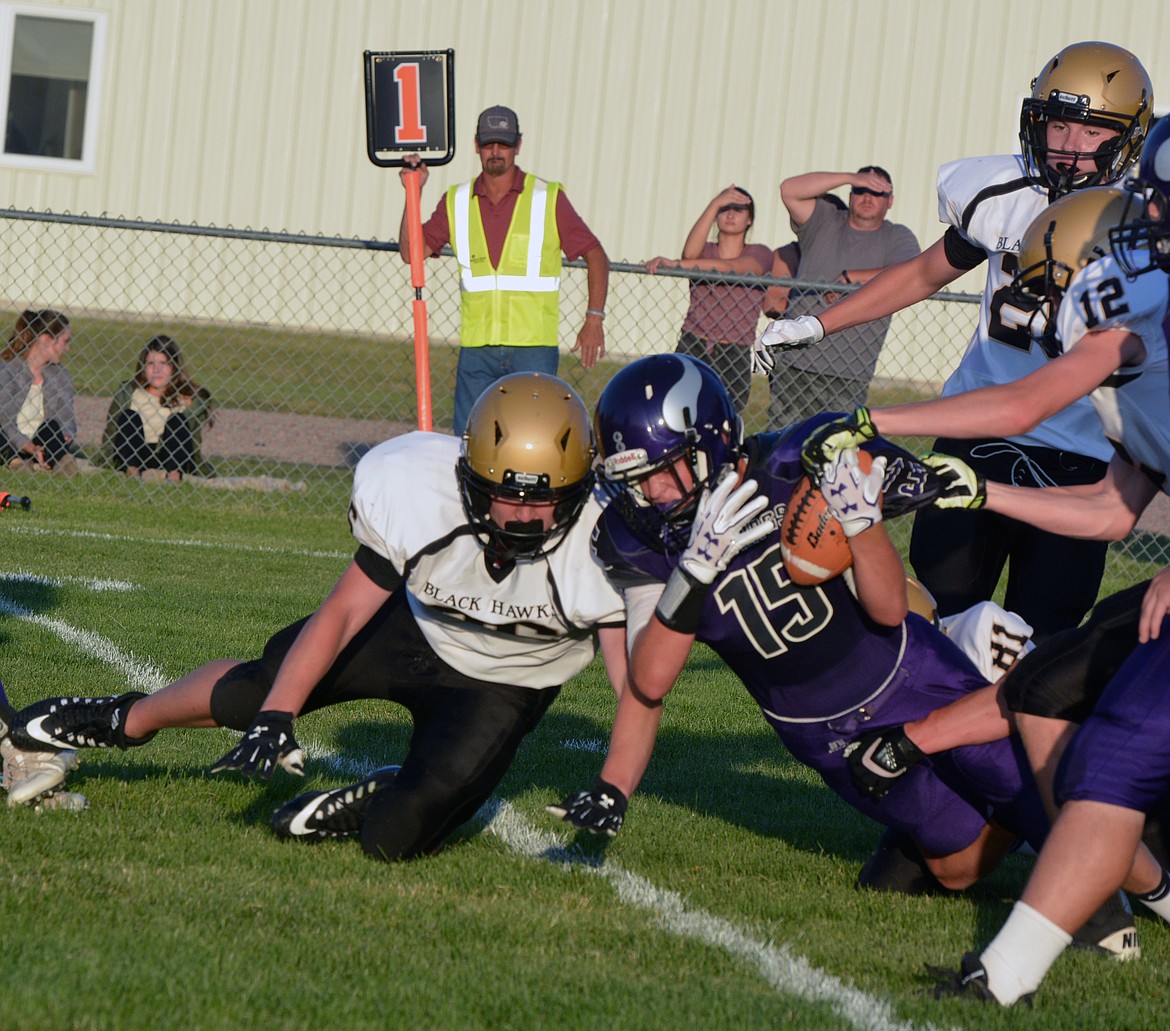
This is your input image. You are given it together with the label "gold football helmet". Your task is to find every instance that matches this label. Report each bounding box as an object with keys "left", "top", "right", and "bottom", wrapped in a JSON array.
[
  {"left": 1020, "top": 41, "right": 1153, "bottom": 194},
  {"left": 459, "top": 372, "right": 595, "bottom": 560},
  {"left": 905, "top": 577, "right": 939, "bottom": 627},
  {"left": 1015, "top": 186, "right": 1131, "bottom": 295},
  {"left": 1010, "top": 186, "right": 1131, "bottom": 345}
]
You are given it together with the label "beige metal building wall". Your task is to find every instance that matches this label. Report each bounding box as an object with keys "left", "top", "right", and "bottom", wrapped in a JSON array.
[
  {"left": 3, "top": 0, "right": 1169, "bottom": 366},
  {"left": 5, "top": 0, "right": 1169, "bottom": 254}
]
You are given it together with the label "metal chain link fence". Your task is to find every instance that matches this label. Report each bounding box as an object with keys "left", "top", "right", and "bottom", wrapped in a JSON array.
[{"left": 1, "top": 208, "right": 1165, "bottom": 597}]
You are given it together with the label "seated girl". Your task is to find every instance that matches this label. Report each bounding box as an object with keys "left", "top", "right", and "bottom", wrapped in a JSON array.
[{"left": 99, "top": 335, "right": 214, "bottom": 480}]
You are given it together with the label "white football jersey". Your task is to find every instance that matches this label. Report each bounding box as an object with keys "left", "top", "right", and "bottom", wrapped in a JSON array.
[
  {"left": 1054, "top": 258, "right": 1170, "bottom": 489},
  {"left": 349, "top": 432, "right": 625, "bottom": 688},
  {"left": 936, "top": 154, "right": 1112, "bottom": 461},
  {"left": 940, "top": 601, "right": 1035, "bottom": 682}
]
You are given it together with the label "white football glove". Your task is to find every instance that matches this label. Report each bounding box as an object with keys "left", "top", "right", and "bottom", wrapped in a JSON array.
[
  {"left": 819, "top": 447, "right": 886, "bottom": 538},
  {"left": 679, "top": 469, "right": 775, "bottom": 584},
  {"left": 752, "top": 315, "right": 826, "bottom": 373}
]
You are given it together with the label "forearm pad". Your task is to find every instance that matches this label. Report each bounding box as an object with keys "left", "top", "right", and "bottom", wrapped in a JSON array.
[{"left": 655, "top": 565, "right": 710, "bottom": 634}]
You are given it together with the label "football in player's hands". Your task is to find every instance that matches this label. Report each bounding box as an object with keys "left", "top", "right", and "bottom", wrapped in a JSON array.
[{"left": 780, "top": 449, "right": 877, "bottom": 586}]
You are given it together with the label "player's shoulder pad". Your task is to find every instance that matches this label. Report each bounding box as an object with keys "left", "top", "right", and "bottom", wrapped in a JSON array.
[
  {"left": 751, "top": 424, "right": 817, "bottom": 481},
  {"left": 592, "top": 504, "right": 670, "bottom": 589},
  {"left": 937, "top": 154, "right": 1027, "bottom": 199},
  {"left": 1068, "top": 253, "right": 1169, "bottom": 326},
  {"left": 937, "top": 154, "right": 1033, "bottom": 226},
  {"left": 355, "top": 431, "right": 457, "bottom": 484}
]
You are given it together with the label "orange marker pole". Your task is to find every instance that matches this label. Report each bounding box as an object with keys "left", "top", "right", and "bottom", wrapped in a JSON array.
[{"left": 403, "top": 169, "right": 433, "bottom": 431}]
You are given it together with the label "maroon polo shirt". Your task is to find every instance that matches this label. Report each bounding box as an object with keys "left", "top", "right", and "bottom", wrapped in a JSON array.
[{"left": 420, "top": 165, "right": 600, "bottom": 266}]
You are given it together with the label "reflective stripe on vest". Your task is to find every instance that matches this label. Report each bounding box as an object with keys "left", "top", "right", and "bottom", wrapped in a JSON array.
[{"left": 447, "top": 174, "right": 563, "bottom": 348}]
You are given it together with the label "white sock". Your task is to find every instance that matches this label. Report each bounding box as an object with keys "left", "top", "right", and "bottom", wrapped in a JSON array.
[
  {"left": 979, "top": 901, "right": 1072, "bottom": 1005},
  {"left": 1136, "top": 868, "right": 1170, "bottom": 923}
]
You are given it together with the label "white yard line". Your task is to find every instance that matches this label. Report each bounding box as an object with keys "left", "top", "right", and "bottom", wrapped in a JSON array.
[
  {"left": 481, "top": 800, "right": 945, "bottom": 1031},
  {"left": 558, "top": 737, "right": 607, "bottom": 753},
  {"left": 0, "top": 570, "right": 137, "bottom": 592},
  {"left": 6, "top": 524, "right": 350, "bottom": 561},
  {"left": 311, "top": 749, "right": 947, "bottom": 1031},
  {"left": 0, "top": 595, "right": 169, "bottom": 692}
]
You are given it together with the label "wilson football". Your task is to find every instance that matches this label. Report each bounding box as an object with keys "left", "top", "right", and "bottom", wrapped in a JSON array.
[{"left": 780, "top": 450, "right": 875, "bottom": 586}]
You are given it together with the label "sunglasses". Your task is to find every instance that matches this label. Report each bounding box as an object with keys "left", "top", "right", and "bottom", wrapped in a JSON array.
[
  {"left": 718, "top": 203, "right": 751, "bottom": 214},
  {"left": 851, "top": 187, "right": 890, "bottom": 198}
]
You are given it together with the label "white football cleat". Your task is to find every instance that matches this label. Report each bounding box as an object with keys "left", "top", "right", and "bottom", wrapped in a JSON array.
[{"left": 1, "top": 736, "right": 81, "bottom": 807}]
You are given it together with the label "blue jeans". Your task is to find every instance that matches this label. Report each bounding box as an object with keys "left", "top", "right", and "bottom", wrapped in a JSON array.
[{"left": 452, "top": 345, "right": 559, "bottom": 435}]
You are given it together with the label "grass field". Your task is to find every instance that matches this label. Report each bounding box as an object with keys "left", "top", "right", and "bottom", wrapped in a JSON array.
[{"left": 3, "top": 492, "right": 1170, "bottom": 1031}]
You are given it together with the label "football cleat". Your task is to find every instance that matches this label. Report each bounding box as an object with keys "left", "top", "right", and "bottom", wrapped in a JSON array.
[
  {"left": 1, "top": 736, "right": 81, "bottom": 807},
  {"left": 35, "top": 791, "right": 89, "bottom": 813},
  {"left": 1071, "top": 890, "right": 1140, "bottom": 960},
  {"left": 270, "top": 766, "right": 401, "bottom": 841},
  {"left": 12, "top": 692, "right": 153, "bottom": 751},
  {"left": 855, "top": 828, "right": 947, "bottom": 895},
  {"left": 926, "top": 953, "right": 1031, "bottom": 1008}
]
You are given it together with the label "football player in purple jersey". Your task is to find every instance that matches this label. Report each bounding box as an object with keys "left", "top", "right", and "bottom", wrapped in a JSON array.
[{"left": 549, "top": 352, "right": 1047, "bottom": 896}]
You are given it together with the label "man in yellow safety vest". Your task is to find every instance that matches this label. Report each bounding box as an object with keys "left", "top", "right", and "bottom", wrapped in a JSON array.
[{"left": 400, "top": 105, "right": 610, "bottom": 434}]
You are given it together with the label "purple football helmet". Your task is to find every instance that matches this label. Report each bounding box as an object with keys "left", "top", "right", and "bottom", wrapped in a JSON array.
[
  {"left": 1111, "top": 116, "right": 1170, "bottom": 277},
  {"left": 593, "top": 354, "right": 742, "bottom": 553}
]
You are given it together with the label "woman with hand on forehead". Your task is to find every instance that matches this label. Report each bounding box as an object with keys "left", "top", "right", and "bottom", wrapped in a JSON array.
[{"left": 646, "top": 184, "right": 773, "bottom": 414}]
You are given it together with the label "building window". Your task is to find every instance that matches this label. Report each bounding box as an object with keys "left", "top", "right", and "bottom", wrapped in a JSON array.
[{"left": 0, "top": 5, "right": 106, "bottom": 172}]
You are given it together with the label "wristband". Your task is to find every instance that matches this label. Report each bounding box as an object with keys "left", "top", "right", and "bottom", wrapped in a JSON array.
[
  {"left": 585, "top": 308, "right": 606, "bottom": 320},
  {"left": 655, "top": 565, "right": 710, "bottom": 634},
  {"left": 841, "top": 270, "right": 852, "bottom": 285}
]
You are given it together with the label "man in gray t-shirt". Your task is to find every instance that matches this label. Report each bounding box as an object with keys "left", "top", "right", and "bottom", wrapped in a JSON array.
[{"left": 768, "top": 166, "right": 920, "bottom": 427}]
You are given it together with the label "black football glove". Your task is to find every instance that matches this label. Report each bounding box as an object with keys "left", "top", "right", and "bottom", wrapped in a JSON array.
[
  {"left": 842, "top": 726, "right": 925, "bottom": 800},
  {"left": 209, "top": 710, "right": 305, "bottom": 779},
  {"left": 547, "top": 778, "right": 629, "bottom": 837},
  {"left": 801, "top": 407, "right": 878, "bottom": 479}
]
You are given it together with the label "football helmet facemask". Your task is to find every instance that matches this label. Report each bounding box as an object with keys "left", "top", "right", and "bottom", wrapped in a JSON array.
[
  {"left": 458, "top": 373, "right": 595, "bottom": 565},
  {"left": 1110, "top": 114, "right": 1170, "bottom": 277},
  {"left": 1020, "top": 42, "right": 1153, "bottom": 195},
  {"left": 1009, "top": 186, "right": 1131, "bottom": 346},
  {"left": 593, "top": 354, "right": 742, "bottom": 554}
]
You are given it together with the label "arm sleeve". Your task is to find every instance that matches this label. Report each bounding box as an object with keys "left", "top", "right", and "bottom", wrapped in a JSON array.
[
  {"left": 353, "top": 544, "right": 404, "bottom": 593},
  {"left": 942, "top": 225, "right": 987, "bottom": 272}
]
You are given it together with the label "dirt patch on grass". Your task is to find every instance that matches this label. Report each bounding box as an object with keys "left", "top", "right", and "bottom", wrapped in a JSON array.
[{"left": 74, "top": 395, "right": 424, "bottom": 470}]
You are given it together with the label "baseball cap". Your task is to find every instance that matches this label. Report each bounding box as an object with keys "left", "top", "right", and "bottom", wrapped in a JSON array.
[{"left": 476, "top": 105, "right": 521, "bottom": 146}]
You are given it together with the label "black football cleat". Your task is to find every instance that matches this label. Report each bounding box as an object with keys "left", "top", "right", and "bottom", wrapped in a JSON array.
[
  {"left": 11, "top": 693, "right": 154, "bottom": 751},
  {"left": 271, "top": 765, "right": 401, "bottom": 841},
  {"left": 925, "top": 952, "right": 1030, "bottom": 1008},
  {"left": 1071, "top": 890, "right": 1140, "bottom": 960}
]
